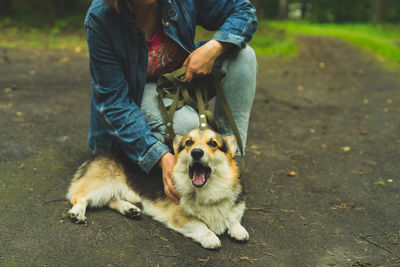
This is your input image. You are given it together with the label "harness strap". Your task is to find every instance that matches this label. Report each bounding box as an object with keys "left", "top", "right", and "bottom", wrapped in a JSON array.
[
  {"left": 157, "top": 67, "right": 244, "bottom": 168},
  {"left": 211, "top": 76, "right": 244, "bottom": 164}
]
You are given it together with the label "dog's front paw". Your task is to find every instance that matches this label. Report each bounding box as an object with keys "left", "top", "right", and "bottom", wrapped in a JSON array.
[
  {"left": 228, "top": 223, "right": 249, "bottom": 242},
  {"left": 126, "top": 207, "right": 141, "bottom": 219},
  {"left": 198, "top": 231, "right": 221, "bottom": 249},
  {"left": 68, "top": 209, "right": 87, "bottom": 224}
]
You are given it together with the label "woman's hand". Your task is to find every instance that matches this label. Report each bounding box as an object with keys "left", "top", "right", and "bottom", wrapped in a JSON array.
[
  {"left": 183, "top": 40, "right": 233, "bottom": 83},
  {"left": 159, "top": 152, "right": 181, "bottom": 204}
]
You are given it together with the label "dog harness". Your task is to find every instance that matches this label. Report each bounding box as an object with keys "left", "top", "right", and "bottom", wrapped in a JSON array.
[{"left": 156, "top": 67, "right": 244, "bottom": 162}]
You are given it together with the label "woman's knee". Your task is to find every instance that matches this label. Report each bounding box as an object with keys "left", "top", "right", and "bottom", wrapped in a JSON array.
[
  {"left": 172, "top": 106, "right": 200, "bottom": 136},
  {"left": 234, "top": 45, "right": 257, "bottom": 74}
]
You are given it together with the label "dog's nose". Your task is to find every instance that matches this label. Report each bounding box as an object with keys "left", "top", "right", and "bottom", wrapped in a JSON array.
[{"left": 191, "top": 149, "right": 204, "bottom": 160}]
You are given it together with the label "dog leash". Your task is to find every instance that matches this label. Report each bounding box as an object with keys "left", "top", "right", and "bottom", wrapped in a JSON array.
[
  {"left": 156, "top": 67, "right": 245, "bottom": 168},
  {"left": 117, "top": 1, "right": 245, "bottom": 168}
]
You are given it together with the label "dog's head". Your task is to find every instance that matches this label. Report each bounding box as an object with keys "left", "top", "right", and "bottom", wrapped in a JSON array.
[{"left": 173, "top": 128, "right": 238, "bottom": 189}]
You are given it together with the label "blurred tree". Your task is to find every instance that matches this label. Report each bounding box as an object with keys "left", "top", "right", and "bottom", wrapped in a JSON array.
[
  {"left": 0, "top": 0, "right": 14, "bottom": 16},
  {"left": 1, "top": 0, "right": 399, "bottom": 26},
  {"left": 385, "top": 0, "right": 400, "bottom": 22},
  {"left": 371, "top": 0, "right": 387, "bottom": 24},
  {"left": 300, "top": 0, "right": 309, "bottom": 19},
  {"left": 251, "top": 0, "right": 260, "bottom": 10},
  {"left": 0, "top": 0, "right": 91, "bottom": 27},
  {"left": 278, "top": 0, "right": 290, "bottom": 19}
]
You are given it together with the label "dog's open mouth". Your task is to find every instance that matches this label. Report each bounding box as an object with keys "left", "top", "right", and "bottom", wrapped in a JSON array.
[{"left": 189, "top": 163, "right": 211, "bottom": 188}]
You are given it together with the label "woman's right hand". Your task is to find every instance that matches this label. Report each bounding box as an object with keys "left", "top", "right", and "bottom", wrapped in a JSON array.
[{"left": 159, "top": 152, "right": 181, "bottom": 204}]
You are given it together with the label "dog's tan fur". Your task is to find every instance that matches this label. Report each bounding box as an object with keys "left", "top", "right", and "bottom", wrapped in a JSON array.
[{"left": 66, "top": 128, "right": 248, "bottom": 249}]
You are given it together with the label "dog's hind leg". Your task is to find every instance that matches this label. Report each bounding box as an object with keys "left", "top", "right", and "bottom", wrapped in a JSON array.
[{"left": 108, "top": 198, "right": 141, "bottom": 218}]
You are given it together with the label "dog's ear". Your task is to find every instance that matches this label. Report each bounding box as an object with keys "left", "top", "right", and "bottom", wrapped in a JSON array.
[
  {"left": 224, "top": 135, "right": 237, "bottom": 156},
  {"left": 173, "top": 135, "right": 184, "bottom": 154}
]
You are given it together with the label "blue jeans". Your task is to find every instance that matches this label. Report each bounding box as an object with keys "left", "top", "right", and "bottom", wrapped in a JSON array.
[{"left": 140, "top": 45, "right": 257, "bottom": 155}]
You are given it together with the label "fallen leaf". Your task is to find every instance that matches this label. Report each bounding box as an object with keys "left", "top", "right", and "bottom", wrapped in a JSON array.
[
  {"left": 239, "top": 256, "right": 259, "bottom": 263},
  {"left": 386, "top": 99, "right": 392, "bottom": 104},
  {"left": 297, "top": 85, "right": 304, "bottom": 91},
  {"left": 58, "top": 136, "right": 69, "bottom": 142},
  {"left": 159, "top": 236, "right": 168, "bottom": 241},
  {"left": 287, "top": 171, "right": 297, "bottom": 177},
  {"left": 75, "top": 46, "right": 82, "bottom": 53},
  {"left": 16, "top": 111, "right": 23, "bottom": 116},
  {"left": 197, "top": 256, "right": 211, "bottom": 265},
  {"left": 352, "top": 261, "right": 373, "bottom": 267},
  {"left": 281, "top": 209, "right": 296, "bottom": 213},
  {"left": 0, "top": 103, "right": 12, "bottom": 109},
  {"left": 319, "top": 62, "right": 326, "bottom": 68},
  {"left": 29, "top": 70, "right": 36, "bottom": 75},
  {"left": 388, "top": 179, "right": 393, "bottom": 183},
  {"left": 342, "top": 146, "right": 351, "bottom": 152},
  {"left": 59, "top": 57, "right": 70, "bottom": 64},
  {"left": 363, "top": 98, "right": 369, "bottom": 104}
]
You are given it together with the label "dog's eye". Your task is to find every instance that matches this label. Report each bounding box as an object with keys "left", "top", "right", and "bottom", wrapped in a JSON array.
[
  {"left": 185, "top": 140, "right": 194, "bottom": 147},
  {"left": 207, "top": 141, "right": 218, "bottom": 148}
]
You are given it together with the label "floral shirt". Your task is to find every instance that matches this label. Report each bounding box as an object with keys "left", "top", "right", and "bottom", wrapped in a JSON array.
[{"left": 146, "top": 24, "right": 188, "bottom": 79}]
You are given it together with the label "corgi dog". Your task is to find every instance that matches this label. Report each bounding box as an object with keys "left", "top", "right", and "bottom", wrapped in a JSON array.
[{"left": 66, "top": 128, "right": 248, "bottom": 249}]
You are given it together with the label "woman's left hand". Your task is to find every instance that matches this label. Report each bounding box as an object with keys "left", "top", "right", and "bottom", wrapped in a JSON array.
[{"left": 183, "top": 40, "right": 231, "bottom": 83}]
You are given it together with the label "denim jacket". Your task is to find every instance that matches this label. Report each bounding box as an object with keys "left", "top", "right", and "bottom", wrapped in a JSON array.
[{"left": 85, "top": 0, "right": 257, "bottom": 173}]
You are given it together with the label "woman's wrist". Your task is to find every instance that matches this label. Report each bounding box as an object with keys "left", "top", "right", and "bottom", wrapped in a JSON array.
[
  {"left": 209, "top": 40, "right": 234, "bottom": 57},
  {"left": 158, "top": 151, "right": 172, "bottom": 167}
]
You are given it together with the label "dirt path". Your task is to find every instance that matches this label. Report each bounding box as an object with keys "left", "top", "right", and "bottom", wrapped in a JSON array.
[{"left": 1, "top": 37, "right": 399, "bottom": 266}]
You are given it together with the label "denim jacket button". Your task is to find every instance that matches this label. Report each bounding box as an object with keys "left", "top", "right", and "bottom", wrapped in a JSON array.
[{"left": 164, "top": 22, "right": 170, "bottom": 27}]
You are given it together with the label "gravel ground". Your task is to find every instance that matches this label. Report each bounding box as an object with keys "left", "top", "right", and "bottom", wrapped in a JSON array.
[{"left": 1, "top": 36, "right": 399, "bottom": 266}]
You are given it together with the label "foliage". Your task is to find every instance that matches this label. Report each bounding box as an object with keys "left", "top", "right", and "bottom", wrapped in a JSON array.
[
  {"left": 268, "top": 20, "right": 400, "bottom": 68},
  {"left": 0, "top": 0, "right": 91, "bottom": 29},
  {"left": 196, "top": 24, "right": 297, "bottom": 58},
  {"left": 0, "top": 19, "right": 87, "bottom": 51},
  {"left": 253, "top": 0, "right": 400, "bottom": 23},
  {"left": 248, "top": 26, "right": 297, "bottom": 57}
]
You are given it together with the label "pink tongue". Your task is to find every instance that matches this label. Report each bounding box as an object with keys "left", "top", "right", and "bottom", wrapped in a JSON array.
[{"left": 192, "top": 170, "right": 206, "bottom": 186}]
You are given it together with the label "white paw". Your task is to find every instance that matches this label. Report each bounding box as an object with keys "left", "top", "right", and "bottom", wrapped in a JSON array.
[
  {"left": 116, "top": 201, "right": 142, "bottom": 218},
  {"left": 124, "top": 205, "right": 142, "bottom": 218},
  {"left": 198, "top": 231, "right": 221, "bottom": 249},
  {"left": 68, "top": 208, "right": 87, "bottom": 224},
  {"left": 228, "top": 223, "right": 249, "bottom": 242}
]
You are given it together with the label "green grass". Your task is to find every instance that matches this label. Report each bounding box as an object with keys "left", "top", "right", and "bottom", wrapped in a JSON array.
[
  {"left": 0, "top": 18, "right": 87, "bottom": 51},
  {"left": 249, "top": 25, "right": 297, "bottom": 58},
  {"left": 267, "top": 21, "right": 400, "bottom": 66},
  {"left": 195, "top": 25, "right": 297, "bottom": 58},
  {"left": 2, "top": 18, "right": 400, "bottom": 68},
  {"left": 0, "top": 19, "right": 296, "bottom": 58}
]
